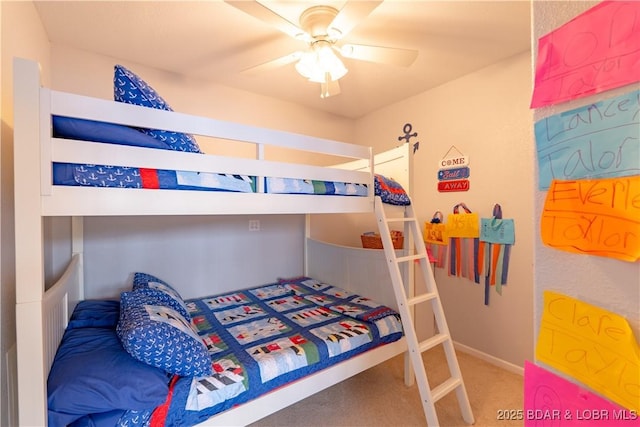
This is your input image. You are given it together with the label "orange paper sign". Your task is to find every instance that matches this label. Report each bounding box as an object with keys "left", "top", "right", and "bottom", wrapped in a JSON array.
[{"left": 541, "top": 177, "right": 640, "bottom": 262}]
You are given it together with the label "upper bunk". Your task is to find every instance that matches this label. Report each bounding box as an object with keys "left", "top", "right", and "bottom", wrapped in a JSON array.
[{"left": 13, "top": 58, "right": 375, "bottom": 218}]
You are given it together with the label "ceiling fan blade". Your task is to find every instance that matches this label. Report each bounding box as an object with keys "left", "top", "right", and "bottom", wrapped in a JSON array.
[
  {"left": 242, "top": 51, "right": 303, "bottom": 74},
  {"left": 329, "top": 1, "right": 383, "bottom": 38},
  {"left": 224, "top": 1, "right": 306, "bottom": 40},
  {"left": 339, "top": 44, "right": 418, "bottom": 67}
]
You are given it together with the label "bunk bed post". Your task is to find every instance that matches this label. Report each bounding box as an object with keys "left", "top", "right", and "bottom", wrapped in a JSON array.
[
  {"left": 71, "top": 217, "right": 84, "bottom": 300},
  {"left": 402, "top": 143, "right": 415, "bottom": 387},
  {"left": 13, "top": 58, "right": 48, "bottom": 426},
  {"left": 304, "top": 214, "right": 310, "bottom": 276},
  {"left": 255, "top": 142, "right": 265, "bottom": 193}
]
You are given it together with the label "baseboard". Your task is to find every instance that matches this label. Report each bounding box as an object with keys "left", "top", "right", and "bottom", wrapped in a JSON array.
[{"left": 453, "top": 341, "right": 524, "bottom": 376}]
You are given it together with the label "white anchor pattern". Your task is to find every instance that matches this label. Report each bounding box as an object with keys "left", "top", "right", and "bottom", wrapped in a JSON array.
[{"left": 113, "top": 64, "right": 202, "bottom": 154}]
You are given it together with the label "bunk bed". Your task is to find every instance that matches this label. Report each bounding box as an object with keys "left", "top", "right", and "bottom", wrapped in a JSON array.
[{"left": 13, "top": 58, "right": 415, "bottom": 426}]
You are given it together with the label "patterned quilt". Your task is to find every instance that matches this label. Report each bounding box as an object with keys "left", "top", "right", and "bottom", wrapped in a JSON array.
[
  {"left": 53, "top": 163, "right": 256, "bottom": 192},
  {"left": 152, "top": 277, "right": 403, "bottom": 426},
  {"left": 53, "top": 163, "right": 369, "bottom": 196}
]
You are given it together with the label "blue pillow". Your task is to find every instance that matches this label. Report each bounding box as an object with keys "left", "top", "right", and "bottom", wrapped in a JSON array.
[
  {"left": 52, "top": 116, "right": 171, "bottom": 151},
  {"left": 47, "top": 327, "right": 170, "bottom": 427},
  {"left": 113, "top": 65, "right": 202, "bottom": 153},
  {"left": 117, "top": 291, "right": 212, "bottom": 377},
  {"left": 374, "top": 174, "right": 411, "bottom": 206},
  {"left": 67, "top": 300, "right": 120, "bottom": 330},
  {"left": 132, "top": 272, "right": 190, "bottom": 320}
]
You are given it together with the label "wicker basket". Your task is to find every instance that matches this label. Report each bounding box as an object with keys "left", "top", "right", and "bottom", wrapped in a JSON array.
[{"left": 361, "top": 230, "right": 404, "bottom": 249}]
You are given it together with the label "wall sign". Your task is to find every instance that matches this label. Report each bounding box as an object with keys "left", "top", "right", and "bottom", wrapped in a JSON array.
[
  {"left": 438, "top": 179, "right": 470, "bottom": 192},
  {"left": 438, "top": 145, "right": 470, "bottom": 192},
  {"left": 438, "top": 167, "right": 470, "bottom": 181},
  {"left": 439, "top": 155, "right": 469, "bottom": 170}
]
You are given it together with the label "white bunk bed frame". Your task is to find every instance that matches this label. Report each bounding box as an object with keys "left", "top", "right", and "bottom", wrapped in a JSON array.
[{"left": 13, "top": 58, "right": 411, "bottom": 426}]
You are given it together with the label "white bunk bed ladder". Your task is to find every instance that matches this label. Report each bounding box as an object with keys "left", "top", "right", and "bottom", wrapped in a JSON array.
[{"left": 375, "top": 196, "right": 475, "bottom": 426}]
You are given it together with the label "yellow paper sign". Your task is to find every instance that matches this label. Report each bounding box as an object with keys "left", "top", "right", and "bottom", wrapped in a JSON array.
[
  {"left": 445, "top": 212, "right": 479, "bottom": 238},
  {"left": 541, "top": 177, "right": 640, "bottom": 262},
  {"left": 536, "top": 291, "right": 640, "bottom": 412},
  {"left": 424, "top": 222, "right": 448, "bottom": 245}
]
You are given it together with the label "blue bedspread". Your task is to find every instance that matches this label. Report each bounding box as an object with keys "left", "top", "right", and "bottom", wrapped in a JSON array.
[{"left": 156, "top": 277, "right": 402, "bottom": 426}]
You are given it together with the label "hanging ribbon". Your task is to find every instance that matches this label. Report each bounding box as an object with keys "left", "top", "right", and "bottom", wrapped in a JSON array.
[
  {"left": 447, "top": 203, "right": 479, "bottom": 280},
  {"left": 427, "top": 244, "right": 448, "bottom": 268},
  {"left": 478, "top": 204, "right": 514, "bottom": 305}
]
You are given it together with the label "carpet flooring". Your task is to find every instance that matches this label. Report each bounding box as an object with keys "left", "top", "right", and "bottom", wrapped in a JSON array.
[{"left": 250, "top": 346, "right": 524, "bottom": 427}]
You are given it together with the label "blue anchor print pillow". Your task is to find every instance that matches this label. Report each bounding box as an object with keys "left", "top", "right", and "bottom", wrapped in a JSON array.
[
  {"left": 132, "top": 272, "right": 191, "bottom": 321},
  {"left": 117, "top": 290, "right": 212, "bottom": 377},
  {"left": 113, "top": 65, "right": 202, "bottom": 153}
]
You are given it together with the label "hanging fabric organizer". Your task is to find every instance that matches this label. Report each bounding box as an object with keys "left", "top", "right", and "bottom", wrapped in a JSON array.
[
  {"left": 478, "top": 204, "right": 515, "bottom": 305},
  {"left": 446, "top": 203, "right": 479, "bottom": 281},
  {"left": 424, "top": 211, "right": 448, "bottom": 268}
]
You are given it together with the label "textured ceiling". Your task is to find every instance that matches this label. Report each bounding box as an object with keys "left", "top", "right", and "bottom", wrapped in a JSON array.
[{"left": 35, "top": 1, "right": 531, "bottom": 119}]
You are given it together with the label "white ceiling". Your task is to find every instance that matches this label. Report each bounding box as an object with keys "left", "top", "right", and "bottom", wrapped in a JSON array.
[{"left": 34, "top": 0, "right": 532, "bottom": 119}]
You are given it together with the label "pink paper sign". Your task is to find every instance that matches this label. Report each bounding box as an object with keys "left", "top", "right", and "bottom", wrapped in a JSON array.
[
  {"left": 524, "top": 361, "right": 638, "bottom": 426},
  {"left": 530, "top": 1, "right": 640, "bottom": 108}
]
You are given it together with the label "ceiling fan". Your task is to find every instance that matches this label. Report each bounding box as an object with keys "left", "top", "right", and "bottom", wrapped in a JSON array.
[{"left": 225, "top": 1, "right": 418, "bottom": 98}]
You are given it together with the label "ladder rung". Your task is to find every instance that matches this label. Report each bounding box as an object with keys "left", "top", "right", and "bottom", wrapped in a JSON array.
[
  {"left": 384, "top": 216, "right": 416, "bottom": 223},
  {"left": 431, "top": 377, "right": 463, "bottom": 403},
  {"left": 407, "top": 292, "right": 437, "bottom": 306},
  {"left": 418, "top": 332, "right": 450, "bottom": 352},
  {"left": 396, "top": 253, "right": 426, "bottom": 263}
]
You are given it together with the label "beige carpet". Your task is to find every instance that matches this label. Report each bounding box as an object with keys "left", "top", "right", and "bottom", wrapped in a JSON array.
[{"left": 250, "top": 346, "right": 523, "bottom": 427}]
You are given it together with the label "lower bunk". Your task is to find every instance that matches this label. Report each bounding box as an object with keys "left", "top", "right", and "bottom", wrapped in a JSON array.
[{"left": 47, "top": 262, "right": 408, "bottom": 426}]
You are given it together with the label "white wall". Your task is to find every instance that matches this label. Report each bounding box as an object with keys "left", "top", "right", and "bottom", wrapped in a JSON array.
[
  {"left": 354, "top": 51, "right": 535, "bottom": 370},
  {"left": 1, "top": 2, "right": 51, "bottom": 426},
  {"left": 81, "top": 215, "right": 307, "bottom": 300},
  {"left": 532, "top": 1, "right": 640, "bottom": 347}
]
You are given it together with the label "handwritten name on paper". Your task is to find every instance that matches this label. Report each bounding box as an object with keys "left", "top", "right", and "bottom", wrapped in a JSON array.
[
  {"left": 445, "top": 211, "right": 478, "bottom": 238},
  {"left": 536, "top": 291, "right": 640, "bottom": 412},
  {"left": 524, "top": 361, "right": 637, "bottom": 427},
  {"left": 530, "top": 1, "right": 640, "bottom": 108},
  {"left": 534, "top": 89, "right": 639, "bottom": 190},
  {"left": 541, "top": 177, "right": 640, "bottom": 262}
]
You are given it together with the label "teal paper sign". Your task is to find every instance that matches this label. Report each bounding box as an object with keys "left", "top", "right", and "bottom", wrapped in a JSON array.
[{"left": 534, "top": 89, "right": 640, "bottom": 190}]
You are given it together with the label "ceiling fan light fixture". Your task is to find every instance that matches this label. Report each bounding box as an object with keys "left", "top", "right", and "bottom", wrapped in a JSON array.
[{"left": 295, "top": 41, "right": 348, "bottom": 84}]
